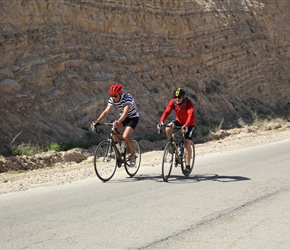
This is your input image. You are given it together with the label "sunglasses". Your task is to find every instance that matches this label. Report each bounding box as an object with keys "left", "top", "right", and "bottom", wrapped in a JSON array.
[
  {"left": 111, "top": 95, "right": 118, "bottom": 98},
  {"left": 175, "top": 96, "right": 182, "bottom": 99}
]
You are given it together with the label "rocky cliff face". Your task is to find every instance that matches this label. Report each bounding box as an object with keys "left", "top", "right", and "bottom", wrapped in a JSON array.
[{"left": 1, "top": 0, "right": 289, "bottom": 154}]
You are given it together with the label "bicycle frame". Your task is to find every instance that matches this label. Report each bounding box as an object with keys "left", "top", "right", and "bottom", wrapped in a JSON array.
[
  {"left": 159, "top": 124, "right": 195, "bottom": 182},
  {"left": 159, "top": 125, "right": 185, "bottom": 160},
  {"left": 93, "top": 122, "right": 141, "bottom": 182},
  {"left": 171, "top": 126, "right": 185, "bottom": 165},
  {"left": 97, "top": 122, "right": 124, "bottom": 166}
]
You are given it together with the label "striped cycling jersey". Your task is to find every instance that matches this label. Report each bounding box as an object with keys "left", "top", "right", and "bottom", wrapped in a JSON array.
[{"left": 108, "top": 92, "right": 139, "bottom": 118}]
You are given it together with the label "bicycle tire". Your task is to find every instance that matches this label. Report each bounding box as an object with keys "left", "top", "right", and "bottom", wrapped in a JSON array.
[
  {"left": 162, "top": 141, "right": 174, "bottom": 182},
  {"left": 124, "top": 140, "right": 141, "bottom": 177},
  {"left": 181, "top": 141, "right": 195, "bottom": 177},
  {"left": 94, "top": 140, "right": 117, "bottom": 182}
]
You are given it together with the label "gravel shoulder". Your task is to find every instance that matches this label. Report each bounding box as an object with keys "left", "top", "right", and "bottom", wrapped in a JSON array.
[{"left": 0, "top": 125, "right": 289, "bottom": 195}]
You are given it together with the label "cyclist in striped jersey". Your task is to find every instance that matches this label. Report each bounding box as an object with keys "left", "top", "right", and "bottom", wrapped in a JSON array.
[{"left": 91, "top": 83, "right": 139, "bottom": 166}]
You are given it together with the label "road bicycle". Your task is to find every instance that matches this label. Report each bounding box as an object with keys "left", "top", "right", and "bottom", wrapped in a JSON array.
[
  {"left": 159, "top": 124, "right": 195, "bottom": 182},
  {"left": 93, "top": 122, "right": 141, "bottom": 182}
]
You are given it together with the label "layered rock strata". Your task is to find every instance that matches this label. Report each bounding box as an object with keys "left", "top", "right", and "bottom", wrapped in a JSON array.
[{"left": 0, "top": 0, "right": 289, "bottom": 154}]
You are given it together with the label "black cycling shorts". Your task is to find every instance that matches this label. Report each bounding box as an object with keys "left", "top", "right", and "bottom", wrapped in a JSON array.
[
  {"left": 173, "top": 120, "right": 195, "bottom": 140},
  {"left": 122, "top": 117, "right": 139, "bottom": 129}
]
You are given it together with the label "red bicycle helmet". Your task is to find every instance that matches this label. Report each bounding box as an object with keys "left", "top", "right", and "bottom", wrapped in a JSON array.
[{"left": 109, "top": 83, "right": 123, "bottom": 95}]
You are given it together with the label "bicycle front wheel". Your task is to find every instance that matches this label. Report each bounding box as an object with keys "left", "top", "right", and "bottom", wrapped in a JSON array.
[
  {"left": 162, "top": 141, "right": 174, "bottom": 182},
  {"left": 182, "top": 141, "right": 195, "bottom": 177},
  {"left": 94, "top": 141, "right": 117, "bottom": 182},
  {"left": 124, "top": 140, "right": 141, "bottom": 177}
]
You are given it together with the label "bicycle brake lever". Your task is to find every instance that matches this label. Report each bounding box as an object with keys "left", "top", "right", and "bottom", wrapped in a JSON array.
[{"left": 93, "top": 124, "right": 100, "bottom": 134}]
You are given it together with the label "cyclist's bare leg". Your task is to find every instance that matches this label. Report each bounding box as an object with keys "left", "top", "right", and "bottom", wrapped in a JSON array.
[
  {"left": 184, "top": 139, "right": 192, "bottom": 165},
  {"left": 113, "top": 123, "right": 123, "bottom": 144},
  {"left": 112, "top": 134, "right": 121, "bottom": 144},
  {"left": 165, "top": 122, "right": 174, "bottom": 139},
  {"left": 123, "top": 126, "right": 135, "bottom": 156}
]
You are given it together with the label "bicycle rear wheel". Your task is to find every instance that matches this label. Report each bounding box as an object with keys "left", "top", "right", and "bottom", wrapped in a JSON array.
[
  {"left": 162, "top": 141, "right": 174, "bottom": 182},
  {"left": 124, "top": 140, "right": 141, "bottom": 177},
  {"left": 94, "top": 140, "right": 117, "bottom": 182},
  {"left": 181, "top": 141, "right": 195, "bottom": 177}
]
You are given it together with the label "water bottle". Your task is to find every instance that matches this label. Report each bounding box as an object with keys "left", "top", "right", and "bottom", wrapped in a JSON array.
[
  {"left": 121, "top": 140, "right": 126, "bottom": 153},
  {"left": 116, "top": 142, "right": 122, "bottom": 153}
]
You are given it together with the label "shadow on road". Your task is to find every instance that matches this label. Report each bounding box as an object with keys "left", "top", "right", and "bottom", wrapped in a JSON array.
[
  {"left": 195, "top": 174, "right": 251, "bottom": 182},
  {"left": 166, "top": 174, "right": 251, "bottom": 183},
  {"left": 106, "top": 174, "right": 251, "bottom": 183},
  {"left": 106, "top": 174, "right": 161, "bottom": 183}
]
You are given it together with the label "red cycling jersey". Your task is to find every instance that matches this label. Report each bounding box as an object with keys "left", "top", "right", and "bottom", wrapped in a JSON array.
[{"left": 160, "top": 97, "right": 195, "bottom": 126}]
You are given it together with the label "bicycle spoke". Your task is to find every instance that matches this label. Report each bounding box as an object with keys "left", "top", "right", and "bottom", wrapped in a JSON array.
[
  {"left": 162, "top": 141, "right": 174, "bottom": 182},
  {"left": 124, "top": 140, "right": 141, "bottom": 177},
  {"left": 94, "top": 141, "right": 117, "bottom": 182}
]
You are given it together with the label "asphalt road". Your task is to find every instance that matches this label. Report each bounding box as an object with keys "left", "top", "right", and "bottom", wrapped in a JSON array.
[{"left": 1, "top": 139, "right": 290, "bottom": 249}]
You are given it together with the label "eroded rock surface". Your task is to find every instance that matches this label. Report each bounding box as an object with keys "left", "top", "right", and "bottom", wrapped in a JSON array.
[{"left": 0, "top": 0, "right": 290, "bottom": 154}]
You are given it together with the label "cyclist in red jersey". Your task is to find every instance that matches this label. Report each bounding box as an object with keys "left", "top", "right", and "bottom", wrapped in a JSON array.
[{"left": 157, "top": 88, "right": 195, "bottom": 173}]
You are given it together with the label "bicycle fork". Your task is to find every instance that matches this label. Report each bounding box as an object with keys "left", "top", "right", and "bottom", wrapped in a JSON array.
[
  {"left": 103, "top": 145, "right": 124, "bottom": 168},
  {"left": 171, "top": 141, "right": 180, "bottom": 167},
  {"left": 103, "top": 144, "right": 113, "bottom": 162},
  {"left": 112, "top": 142, "right": 125, "bottom": 167},
  {"left": 171, "top": 141, "right": 183, "bottom": 167}
]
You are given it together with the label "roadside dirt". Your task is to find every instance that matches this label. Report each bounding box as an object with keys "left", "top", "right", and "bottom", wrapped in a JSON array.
[{"left": 0, "top": 122, "right": 289, "bottom": 195}]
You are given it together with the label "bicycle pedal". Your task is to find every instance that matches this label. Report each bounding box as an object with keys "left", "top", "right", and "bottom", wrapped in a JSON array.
[{"left": 117, "top": 160, "right": 122, "bottom": 167}]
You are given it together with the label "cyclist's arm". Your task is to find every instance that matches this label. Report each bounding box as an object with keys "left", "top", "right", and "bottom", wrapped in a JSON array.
[
  {"left": 117, "top": 104, "right": 130, "bottom": 123},
  {"left": 96, "top": 105, "right": 112, "bottom": 123},
  {"left": 160, "top": 99, "right": 174, "bottom": 122},
  {"left": 184, "top": 100, "right": 194, "bottom": 126}
]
